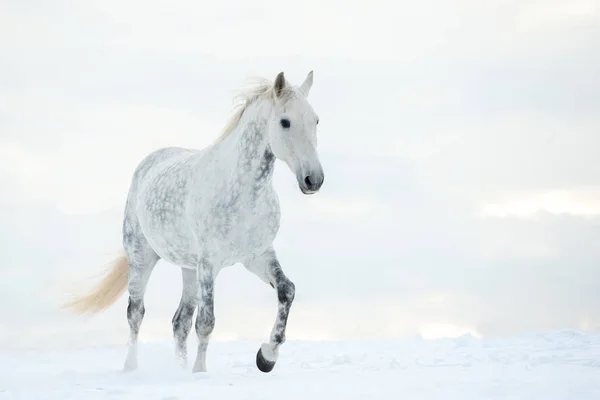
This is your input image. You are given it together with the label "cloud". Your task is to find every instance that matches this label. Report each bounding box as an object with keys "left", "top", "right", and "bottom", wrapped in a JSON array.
[
  {"left": 481, "top": 187, "right": 600, "bottom": 219},
  {"left": 517, "top": 0, "right": 598, "bottom": 29}
]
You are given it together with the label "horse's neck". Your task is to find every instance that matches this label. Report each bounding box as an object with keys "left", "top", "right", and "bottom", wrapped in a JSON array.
[{"left": 211, "top": 101, "right": 275, "bottom": 192}]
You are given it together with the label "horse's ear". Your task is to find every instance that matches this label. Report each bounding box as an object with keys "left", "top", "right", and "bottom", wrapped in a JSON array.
[
  {"left": 300, "top": 70, "right": 313, "bottom": 96},
  {"left": 274, "top": 72, "right": 286, "bottom": 98}
]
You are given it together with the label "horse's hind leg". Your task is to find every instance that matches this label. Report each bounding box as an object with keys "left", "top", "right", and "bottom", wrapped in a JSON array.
[
  {"left": 122, "top": 223, "right": 160, "bottom": 371},
  {"left": 172, "top": 268, "right": 198, "bottom": 367},
  {"left": 192, "top": 261, "right": 216, "bottom": 373}
]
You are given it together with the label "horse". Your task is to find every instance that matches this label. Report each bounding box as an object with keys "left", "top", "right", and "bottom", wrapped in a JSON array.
[{"left": 62, "top": 71, "right": 324, "bottom": 374}]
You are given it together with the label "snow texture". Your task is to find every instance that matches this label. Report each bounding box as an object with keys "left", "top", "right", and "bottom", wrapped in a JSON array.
[{"left": 1, "top": 330, "right": 600, "bottom": 399}]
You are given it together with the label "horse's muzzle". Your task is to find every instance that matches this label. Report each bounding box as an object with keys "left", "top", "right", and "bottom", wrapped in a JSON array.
[{"left": 298, "top": 171, "right": 324, "bottom": 194}]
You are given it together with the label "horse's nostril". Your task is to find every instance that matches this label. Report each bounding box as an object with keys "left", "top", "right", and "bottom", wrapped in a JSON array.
[{"left": 304, "top": 176, "right": 313, "bottom": 187}]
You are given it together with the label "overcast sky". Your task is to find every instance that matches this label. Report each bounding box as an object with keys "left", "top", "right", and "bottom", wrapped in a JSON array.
[{"left": 1, "top": 0, "right": 600, "bottom": 350}]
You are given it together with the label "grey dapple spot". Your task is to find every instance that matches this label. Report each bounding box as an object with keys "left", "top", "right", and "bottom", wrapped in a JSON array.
[{"left": 62, "top": 71, "right": 324, "bottom": 374}]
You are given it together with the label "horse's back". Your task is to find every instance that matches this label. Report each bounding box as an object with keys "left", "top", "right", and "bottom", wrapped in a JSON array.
[{"left": 131, "top": 147, "right": 194, "bottom": 184}]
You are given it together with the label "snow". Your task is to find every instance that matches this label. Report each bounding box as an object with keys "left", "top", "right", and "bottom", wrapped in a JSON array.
[{"left": 2, "top": 330, "right": 600, "bottom": 399}]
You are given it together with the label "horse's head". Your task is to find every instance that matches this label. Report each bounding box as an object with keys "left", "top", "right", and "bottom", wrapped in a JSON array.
[{"left": 267, "top": 71, "right": 324, "bottom": 195}]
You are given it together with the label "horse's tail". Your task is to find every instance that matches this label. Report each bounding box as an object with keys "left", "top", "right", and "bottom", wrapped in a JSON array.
[{"left": 62, "top": 251, "right": 129, "bottom": 314}]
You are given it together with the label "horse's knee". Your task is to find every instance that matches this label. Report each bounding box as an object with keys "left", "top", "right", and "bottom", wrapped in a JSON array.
[
  {"left": 195, "top": 307, "right": 215, "bottom": 337},
  {"left": 172, "top": 303, "right": 195, "bottom": 337},
  {"left": 277, "top": 279, "right": 295, "bottom": 304}
]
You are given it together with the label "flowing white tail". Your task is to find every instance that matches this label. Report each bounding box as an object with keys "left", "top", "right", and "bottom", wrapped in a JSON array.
[{"left": 62, "top": 252, "right": 129, "bottom": 314}]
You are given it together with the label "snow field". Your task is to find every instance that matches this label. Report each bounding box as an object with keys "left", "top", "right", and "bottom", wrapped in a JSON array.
[{"left": 1, "top": 330, "right": 600, "bottom": 399}]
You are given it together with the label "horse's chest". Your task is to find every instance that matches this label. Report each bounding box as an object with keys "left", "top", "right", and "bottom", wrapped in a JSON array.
[{"left": 205, "top": 192, "right": 280, "bottom": 255}]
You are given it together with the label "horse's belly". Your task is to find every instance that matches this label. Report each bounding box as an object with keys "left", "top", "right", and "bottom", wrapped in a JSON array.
[{"left": 143, "top": 220, "right": 199, "bottom": 268}]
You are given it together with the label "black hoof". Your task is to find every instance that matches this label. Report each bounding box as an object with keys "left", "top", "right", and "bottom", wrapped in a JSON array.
[{"left": 256, "top": 348, "right": 276, "bottom": 373}]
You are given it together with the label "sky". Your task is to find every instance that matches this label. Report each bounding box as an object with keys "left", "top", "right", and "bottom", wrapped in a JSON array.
[{"left": 1, "top": 0, "right": 600, "bottom": 350}]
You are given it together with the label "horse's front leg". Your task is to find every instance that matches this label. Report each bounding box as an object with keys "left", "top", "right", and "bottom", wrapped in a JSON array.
[{"left": 245, "top": 247, "right": 295, "bottom": 373}]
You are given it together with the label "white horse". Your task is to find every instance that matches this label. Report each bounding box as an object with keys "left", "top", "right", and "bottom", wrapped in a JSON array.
[{"left": 63, "top": 71, "right": 324, "bottom": 373}]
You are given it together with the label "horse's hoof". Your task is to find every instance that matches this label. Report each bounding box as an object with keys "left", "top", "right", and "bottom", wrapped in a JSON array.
[{"left": 256, "top": 348, "right": 276, "bottom": 373}]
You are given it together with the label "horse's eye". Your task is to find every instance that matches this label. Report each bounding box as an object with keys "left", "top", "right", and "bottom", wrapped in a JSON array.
[
  {"left": 316, "top": 118, "right": 319, "bottom": 125},
  {"left": 280, "top": 118, "right": 291, "bottom": 128}
]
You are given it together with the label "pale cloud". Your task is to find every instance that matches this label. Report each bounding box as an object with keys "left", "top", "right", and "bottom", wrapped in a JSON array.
[
  {"left": 0, "top": 91, "right": 222, "bottom": 213},
  {"left": 6, "top": 0, "right": 588, "bottom": 62},
  {"left": 300, "top": 195, "right": 388, "bottom": 221},
  {"left": 0, "top": 141, "right": 45, "bottom": 181},
  {"left": 481, "top": 188, "right": 600, "bottom": 219},
  {"left": 517, "top": 0, "right": 598, "bottom": 30}
]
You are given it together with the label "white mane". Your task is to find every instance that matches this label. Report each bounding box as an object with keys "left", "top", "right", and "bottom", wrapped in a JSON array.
[{"left": 215, "top": 76, "right": 296, "bottom": 143}]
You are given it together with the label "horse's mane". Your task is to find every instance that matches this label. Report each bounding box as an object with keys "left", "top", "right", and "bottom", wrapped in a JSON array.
[{"left": 215, "top": 76, "right": 296, "bottom": 143}]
